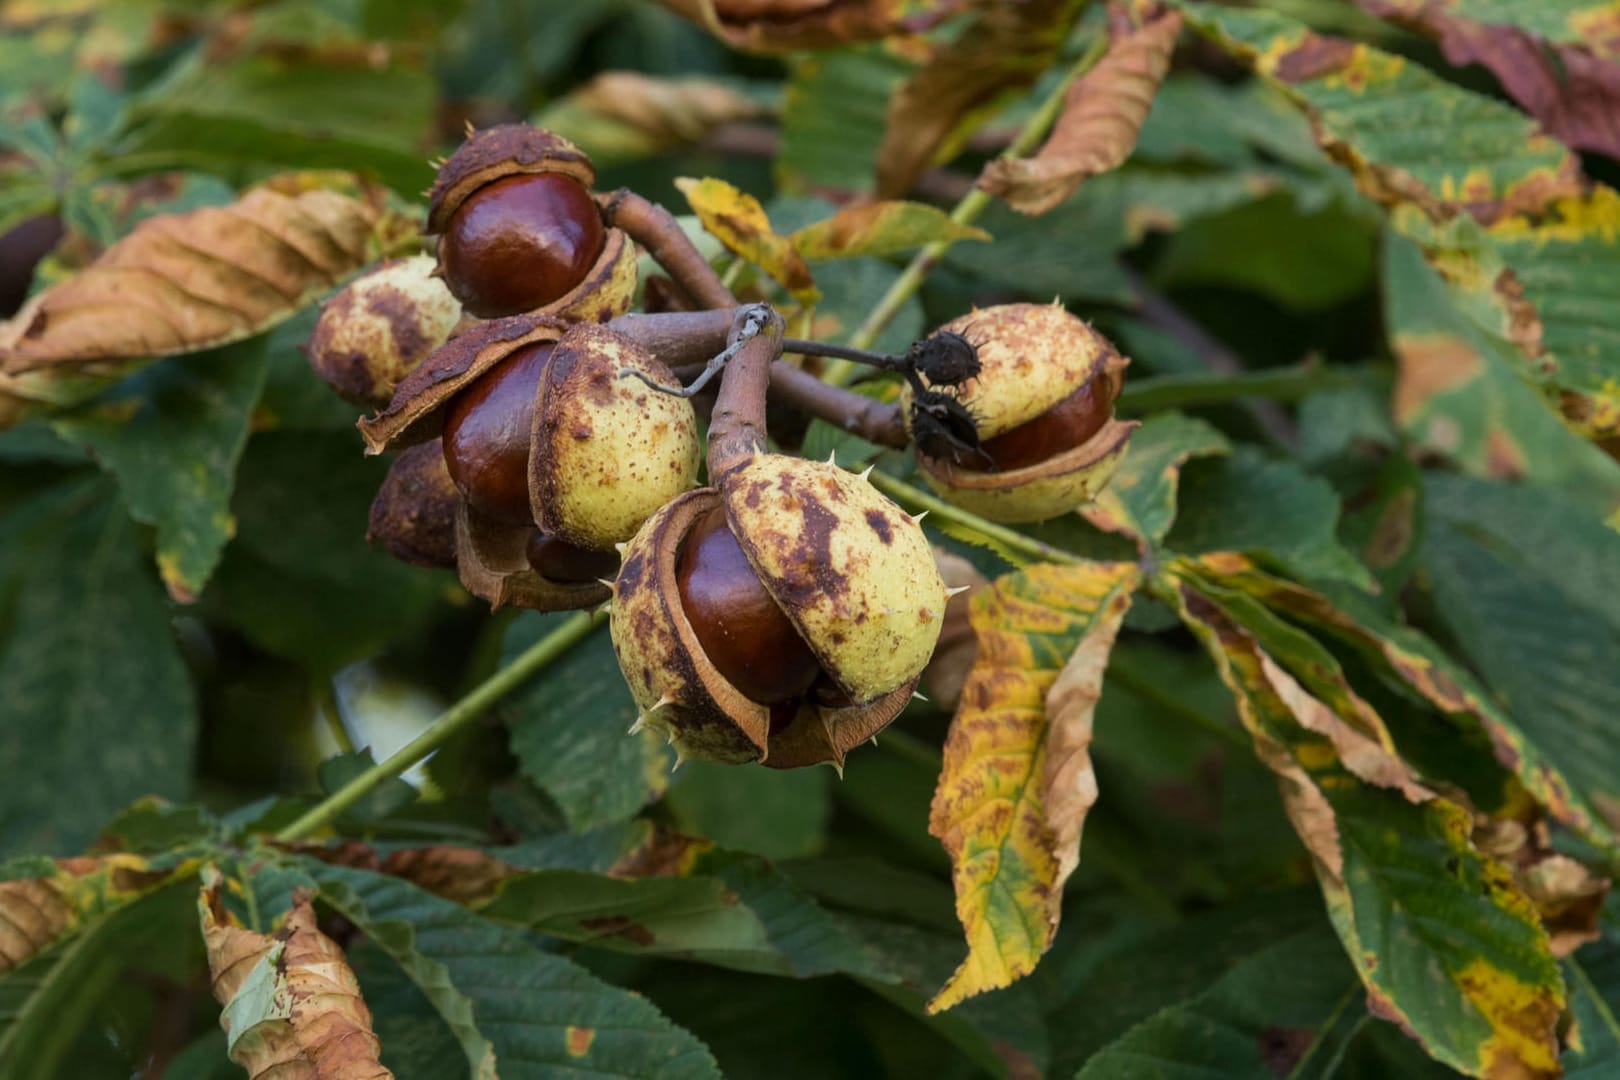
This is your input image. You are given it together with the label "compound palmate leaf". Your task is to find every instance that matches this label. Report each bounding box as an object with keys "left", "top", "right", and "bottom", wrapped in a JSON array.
[
  {"left": 1171, "top": 576, "right": 1566, "bottom": 1079},
  {"left": 928, "top": 560, "right": 1138, "bottom": 1012},
  {"left": 0, "top": 174, "right": 390, "bottom": 376},
  {"left": 1185, "top": 551, "right": 1620, "bottom": 853},
  {"left": 295, "top": 858, "right": 722, "bottom": 1080},
  {"left": 1352, "top": 0, "right": 1620, "bottom": 160}
]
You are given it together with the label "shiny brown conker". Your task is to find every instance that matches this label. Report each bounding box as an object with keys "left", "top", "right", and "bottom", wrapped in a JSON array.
[
  {"left": 978, "top": 374, "right": 1115, "bottom": 473},
  {"left": 675, "top": 506, "right": 821, "bottom": 707},
  {"left": 525, "top": 531, "right": 620, "bottom": 584},
  {"left": 438, "top": 173, "right": 605, "bottom": 319},
  {"left": 441, "top": 342, "right": 555, "bottom": 526}
]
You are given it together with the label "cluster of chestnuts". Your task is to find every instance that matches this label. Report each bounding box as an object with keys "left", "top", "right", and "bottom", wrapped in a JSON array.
[{"left": 306, "top": 124, "right": 1135, "bottom": 769}]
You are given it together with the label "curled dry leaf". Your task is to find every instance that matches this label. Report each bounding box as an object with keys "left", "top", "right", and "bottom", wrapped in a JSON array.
[
  {"left": 980, "top": 4, "right": 1184, "bottom": 215},
  {"left": 0, "top": 854, "right": 164, "bottom": 973},
  {"left": 876, "top": 0, "right": 1080, "bottom": 199},
  {"left": 928, "top": 561, "right": 1137, "bottom": 1012},
  {"left": 654, "top": 0, "right": 934, "bottom": 52},
  {"left": 1473, "top": 815, "right": 1610, "bottom": 959},
  {"left": 545, "top": 71, "right": 769, "bottom": 162},
  {"left": 0, "top": 177, "right": 391, "bottom": 376},
  {"left": 1354, "top": 0, "right": 1620, "bottom": 161},
  {"left": 199, "top": 869, "right": 392, "bottom": 1080}
]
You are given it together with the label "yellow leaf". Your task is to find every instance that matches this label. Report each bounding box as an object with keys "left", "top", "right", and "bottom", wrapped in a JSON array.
[
  {"left": 927, "top": 560, "right": 1138, "bottom": 1012},
  {"left": 789, "top": 201, "right": 989, "bottom": 259},
  {"left": 200, "top": 868, "right": 392, "bottom": 1080},
  {"left": 674, "top": 176, "right": 819, "bottom": 303}
]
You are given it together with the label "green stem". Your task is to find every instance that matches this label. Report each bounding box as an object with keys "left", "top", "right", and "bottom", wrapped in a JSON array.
[
  {"left": 865, "top": 468, "right": 1082, "bottom": 567},
  {"left": 275, "top": 610, "right": 604, "bottom": 843},
  {"left": 1118, "top": 364, "right": 1356, "bottom": 414},
  {"left": 829, "top": 33, "right": 1113, "bottom": 381}
]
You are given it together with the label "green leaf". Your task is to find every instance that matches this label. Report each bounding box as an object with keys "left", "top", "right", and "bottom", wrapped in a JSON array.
[
  {"left": 1173, "top": 582, "right": 1566, "bottom": 1079},
  {"left": 478, "top": 851, "right": 876, "bottom": 979},
  {"left": 53, "top": 337, "right": 271, "bottom": 602},
  {"left": 348, "top": 938, "right": 471, "bottom": 1080},
  {"left": 1079, "top": 412, "right": 1229, "bottom": 551},
  {"left": 298, "top": 858, "right": 721, "bottom": 1080},
  {"left": 0, "top": 482, "right": 195, "bottom": 857},
  {"left": 1566, "top": 933, "right": 1620, "bottom": 1078},
  {"left": 200, "top": 430, "right": 448, "bottom": 672},
  {"left": 317, "top": 750, "right": 419, "bottom": 827},
  {"left": 1075, "top": 921, "right": 1361, "bottom": 1078},
  {"left": 117, "top": 52, "right": 435, "bottom": 195},
  {"left": 1181, "top": 552, "right": 1620, "bottom": 851},
  {"left": 1176, "top": 2, "right": 1578, "bottom": 220},
  {"left": 777, "top": 47, "right": 908, "bottom": 194},
  {"left": 1154, "top": 190, "right": 1377, "bottom": 311},
  {"left": 505, "top": 618, "right": 670, "bottom": 831},
  {"left": 1422, "top": 473, "right": 1620, "bottom": 850},
  {"left": 666, "top": 761, "right": 830, "bottom": 860},
  {"left": 790, "top": 201, "right": 989, "bottom": 260},
  {"left": 1381, "top": 231, "right": 1620, "bottom": 514},
  {"left": 97, "top": 798, "right": 216, "bottom": 855},
  {"left": 1162, "top": 447, "right": 1374, "bottom": 589}
]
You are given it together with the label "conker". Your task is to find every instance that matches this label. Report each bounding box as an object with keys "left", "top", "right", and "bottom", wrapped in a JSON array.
[
  {"left": 901, "top": 304, "right": 1137, "bottom": 524},
  {"left": 675, "top": 507, "right": 821, "bottom": 706},
  {"left": 979, "top": 375, "right": 1114, "bottom": 472},
  {"left": 441, "top": 342, "right": 554, "bottom": 526},
  {"left": 610, "top": 456, "right": 949, "bottom": 769},
  {"left": 438, "top": 173, "right": 605, "bottom": 319},
  {"left": 525, "top": 531, "right": 620, "bottom": 584}
]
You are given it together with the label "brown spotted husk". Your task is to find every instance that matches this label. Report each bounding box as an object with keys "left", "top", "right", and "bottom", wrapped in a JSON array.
[
  {"left": 367, "top": 440, "right": 460, "bottom": 570},
  {"left": 426, "top": 126, "right": 596, "bottom": 234},
  {"left": 455, "top": 503, "right": 609, "bottom": 611},
  {"left": 903, "top": 302, "right": 1139, "bottom": 524},
  {"left": 424, "top": 125, "right": 636, "bottom": 324},
  {"left": 306, "top": 255, "right": 462, "bottom": 407},
  {"left": 358, "top": 314, "right": 567, "bottom": 454},
  {"left": 530, "top": 323, "right": 701, "bottom": 550},
  {"left": 610, "top": 455, "right": 946, "bottom": 769}
]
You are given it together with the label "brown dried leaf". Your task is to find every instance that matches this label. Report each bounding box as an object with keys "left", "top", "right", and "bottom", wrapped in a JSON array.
[
  {"left": 1473, "top": 815, "right": 1610, "bottom": 959},
  {"left": 199, "top": 870, "right": 392, "bottom": 1080},
  {"left": 0, "top": 854, "right": 168, "bottom": 973},
  {"left": 1, "top": 180, "right": 390, "bottom": 374},
  {"left": 1356, "top": 1, "right": 1620, "bottom": 160},
  {"left": 546, "top": 72, "right": 769, "bottom": 161},
  {"left": 980, "top": 5, "right": 1183, "bottom": 215},
  {"left": 876, "top": 0, "right": 1082, "bottom": 199},
  {"left": 653, "top": 0, "right": 942, "bottom": 53}
]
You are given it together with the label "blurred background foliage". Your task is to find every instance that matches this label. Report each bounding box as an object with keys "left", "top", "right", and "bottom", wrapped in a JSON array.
[{"left": 1, "top": 0, "right": 1618, "bottom": 1077}]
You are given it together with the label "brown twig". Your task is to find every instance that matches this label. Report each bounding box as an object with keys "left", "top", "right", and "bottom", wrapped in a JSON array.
[
  {"left": 608, "top": 308, "right": 735, "bottom": 368},
  {"left": 601, "top": 189, "right": 735, "bottom": 309},
  {"left": 605, "top": 188, "right": 910, "bottom": 449},
  {"left": 707, "top": 305, "right": 784, "bottom": 478}
]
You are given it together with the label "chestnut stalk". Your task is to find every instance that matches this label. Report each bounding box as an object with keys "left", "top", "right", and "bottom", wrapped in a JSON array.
[{"left": 600, "top": 190, "right": 908, "bottom": 449}]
